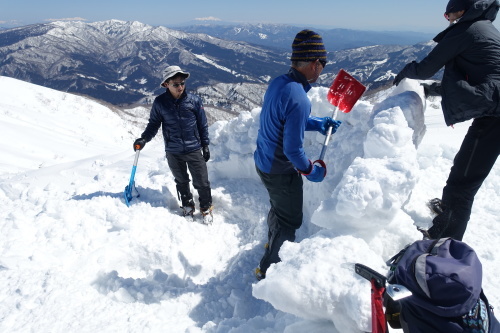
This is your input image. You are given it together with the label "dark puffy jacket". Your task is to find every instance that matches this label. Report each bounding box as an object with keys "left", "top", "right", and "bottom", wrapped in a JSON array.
[
  {"left": 397, "top": 0, "right": 500, "bottom": 126},
  {"left": 141, "top": 90, "right": 209, "bottom": 154}
]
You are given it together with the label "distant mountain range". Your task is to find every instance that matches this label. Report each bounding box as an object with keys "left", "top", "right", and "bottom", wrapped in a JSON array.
[
  {"left": 0, "top": 20, "right": 291, "bottom": 104},
  {"left": 172, "top": 22, "right": 435, "bottom": 51},
  {"left": 0, "top": 20, "right": 440, "bottom": 120}
]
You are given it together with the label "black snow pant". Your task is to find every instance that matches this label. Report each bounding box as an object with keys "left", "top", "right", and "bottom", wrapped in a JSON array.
[
  {"left": 256, "top": 166, "right": 304, "bottom": 274},
  {"left": 428, "top": 116, "right": 500, "bottom": 241},
  {"left": 166, "top": 149, "right": 212, "bottom": 210}
]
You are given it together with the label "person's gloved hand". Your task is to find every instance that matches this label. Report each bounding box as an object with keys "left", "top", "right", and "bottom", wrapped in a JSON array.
[
  {"left": 202, "top": 146, "right": 210, "bottom": 162},
  {"left": 301, "top": 160, "right": 327, "bottom": 183},
  {"left": 324, "top": 118, "right": 342, "bottom": 135},
  {"left": 307, "top": 117, "right": 342, "bottom": 135},
  {"left": 133, "top": 138, "right": 146, "bottom": 151},
  {"left": 393, "top": 71, "right": 405, "bottom": 86},
  {"left": 393, "top": 61, "right": 417, "bottom": 86},
  {"left": 306, "top": 164, "right": 326, "bottom": 182},
  {"left": 420, "top": 81, "right": 442, "bottom": 97}
]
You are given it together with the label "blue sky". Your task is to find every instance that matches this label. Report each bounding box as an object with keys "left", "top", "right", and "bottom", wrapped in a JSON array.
[{"left": 1, "top": 0, "right": 500, "bottom": 32}]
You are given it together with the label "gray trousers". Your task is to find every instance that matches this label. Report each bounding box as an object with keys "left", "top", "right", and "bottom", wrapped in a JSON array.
[
  {"left": 256, "top": 166, "right": 303, "bottom": 274},
  {"left": 166, "top": 149, "right": 212, "bottom": 210}
]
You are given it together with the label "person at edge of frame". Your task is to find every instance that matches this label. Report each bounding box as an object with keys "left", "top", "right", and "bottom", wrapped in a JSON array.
[{"left": 394, "top": 0, "right": 500, "bottom": 241}]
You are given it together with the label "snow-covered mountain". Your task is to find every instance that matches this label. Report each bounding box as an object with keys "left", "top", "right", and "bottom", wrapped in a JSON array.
[
  {"left": 1, "top": 74, "right": 499, "bottom": 332},
  {"left": 0, "top": 20, "right": 287, "bottom": 105},
  {"left": 327, "top": 41, "right": 441, "bottom": 93},
  {"left": 0, "top": 20, "right": 437, "bottom": 112},
  {"left": 173, "top": 22, "right": 435, "bottom": 51}
]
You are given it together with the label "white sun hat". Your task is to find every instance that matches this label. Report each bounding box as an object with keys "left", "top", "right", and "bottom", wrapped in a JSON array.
[{"left": 161, "top": 66, "right": 190, "bottom": 86}]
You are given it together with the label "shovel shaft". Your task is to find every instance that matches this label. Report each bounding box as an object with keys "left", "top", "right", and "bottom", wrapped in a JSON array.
[
  {"left": 132, "top": 149, "right": 140, "bottom": 166},
  {"left": 124, "top": 150, "right": 141, "bottom": 206},
  {"left": 128, "top": 150, "right": 140, "bottom": 188},
  {"left": 319, "top": 126, "right": 333, "bottom": 161},
  {"left": 128, "top": 165, "right": 137, "bottom": 188},
  {"left": 319, "top": 105, "right": 338, "bottom": 161}
]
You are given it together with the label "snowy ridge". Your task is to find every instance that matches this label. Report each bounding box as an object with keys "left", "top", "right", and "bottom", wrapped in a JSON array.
[
  {"left": 1, "top": 76, "right": 499, "bottom": 332},
  {"left": 0, "top": 20, "right": 288, "bottom": 105},
  {"left": 0, "top": 20, "right": 438, "bottom": 109}
]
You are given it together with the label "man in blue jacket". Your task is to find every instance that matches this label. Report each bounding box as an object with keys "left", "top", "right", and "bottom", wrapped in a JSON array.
[
  {"left": 254, "top": 30, "right": 341, "bottom": 280},
  {"left": 394, "top": 0, "right": 500, "bottom": 241},
  {"left": 133, "top": 66, "right": 213, "bottom": 223}
]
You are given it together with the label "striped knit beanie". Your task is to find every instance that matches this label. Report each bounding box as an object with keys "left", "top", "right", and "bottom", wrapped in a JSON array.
[{"left": 291, "top": 29, "right": 327, "bottom": 62}]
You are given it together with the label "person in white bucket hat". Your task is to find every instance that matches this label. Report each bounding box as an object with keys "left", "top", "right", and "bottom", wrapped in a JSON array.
[
  {"left": 133, "top": 65, "right": 213, "bottom": 223},
  {"left": 160, "top": 65, "right": 190, "bottom": 85}
]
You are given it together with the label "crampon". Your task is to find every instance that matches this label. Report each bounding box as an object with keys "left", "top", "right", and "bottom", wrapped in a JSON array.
[
  {"left": 181, "top": 204, "right": 195, "bottom": 218},
  {"left": 201, "top": 206, "right": 214, "bottom": 225}
]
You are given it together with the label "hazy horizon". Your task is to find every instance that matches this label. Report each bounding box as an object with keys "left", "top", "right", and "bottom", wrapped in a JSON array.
[{"left": 2, "top": 0, "right": 499, "bottom": 34}]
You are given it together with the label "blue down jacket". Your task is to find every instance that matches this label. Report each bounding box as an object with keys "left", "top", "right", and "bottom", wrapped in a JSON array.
[
  {"left": 396, "top": 0, "right": 500, "bottom": 126},
  {"left": 141, "top": 90, "right": 209, "bottom": 154}
]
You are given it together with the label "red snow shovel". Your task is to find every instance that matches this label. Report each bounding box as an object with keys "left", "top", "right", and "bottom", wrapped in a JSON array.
[{"left": 318, "top": 69, "right": 366, "bottom": 162}]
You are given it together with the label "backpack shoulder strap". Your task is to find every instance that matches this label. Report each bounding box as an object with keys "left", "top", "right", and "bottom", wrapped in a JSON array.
[{"left": 427, "top": 238, "right": 449, "bottom": 255}]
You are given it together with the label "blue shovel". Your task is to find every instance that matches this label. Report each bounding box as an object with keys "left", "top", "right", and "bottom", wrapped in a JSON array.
[{"left": 124, "top": 149, "right": 141, "bottom": 207}]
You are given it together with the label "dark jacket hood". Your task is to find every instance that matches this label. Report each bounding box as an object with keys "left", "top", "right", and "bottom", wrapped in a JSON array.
[{"left": 435, "top": 0, "right": 500, "bottom": 42}]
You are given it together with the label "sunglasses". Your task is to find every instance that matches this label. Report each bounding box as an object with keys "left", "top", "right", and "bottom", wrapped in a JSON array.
[
  {"left": 170, "top": 82, "right": 185, "bottom": 88},
  {"left": 318, "top": 59, "right": 327, "bottom": 68}
]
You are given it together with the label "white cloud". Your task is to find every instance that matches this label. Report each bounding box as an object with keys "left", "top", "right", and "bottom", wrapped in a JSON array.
[
  {"left": 45, "top": 17, "right": 87, "bottom": 22},
  {"left": 0, "top": 20, "right": 21, "bottom": 25},
  {"left": 194, "top": 16, "right": 221, "bottom": 21}
]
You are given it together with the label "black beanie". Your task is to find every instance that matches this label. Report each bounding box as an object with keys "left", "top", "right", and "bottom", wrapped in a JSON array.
[
  {"left": 446, "top": 0, "right": 476, "bottom": 13},
  {"left": 291, "top": 29, "right": 327, "bottom": 62}
]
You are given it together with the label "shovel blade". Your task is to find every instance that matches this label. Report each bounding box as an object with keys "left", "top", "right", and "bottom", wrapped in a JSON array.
[
  {"left": 327, "top": 69, "right": 366, "bottom": 113},
  {"left": 124, "top": 182, "right": 140, "bottom": 207}
]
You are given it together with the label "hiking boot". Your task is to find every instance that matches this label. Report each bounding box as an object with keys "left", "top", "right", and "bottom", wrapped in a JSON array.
[
  {"left": 181, "top": 199, "right": 195, "bottom": 217},
  {"left": 428, "top": 198, "right": 445, "bottom": 216},
  {"left": 427, "top": 208, "right": 452, "bottom": 240},
  {"left": 417, "top": 227, "right": 432, "bottom": 240},
  {"left": 201, "top": 205, "right": 214, "bottom": 225},
  {"left": 255, "top": 267, "right": 266, "bottom": 281}
]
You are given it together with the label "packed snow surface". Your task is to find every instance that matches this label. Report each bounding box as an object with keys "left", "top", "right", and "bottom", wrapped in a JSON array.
[{"left": 1, "top": 76, "right": 499, "bottom": 332}]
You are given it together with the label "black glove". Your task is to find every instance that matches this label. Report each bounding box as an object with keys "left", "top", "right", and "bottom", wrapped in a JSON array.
[
  {"left": 133, "top": 138, "right": 146, "bottom": 151},
  {"left": 202, "top": 146, "right": 210, "bottom": 162},
  {"left": 393, "top": 62, "right": 416, "bottom": 86},
  {"left": 420, "top": 81, "right": 442, "bottom": 97},
  {"left": 393, "top": 72, "right": 404, "bottom": 86}
]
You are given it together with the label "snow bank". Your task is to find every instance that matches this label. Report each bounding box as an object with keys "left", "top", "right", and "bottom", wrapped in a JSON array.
[{"left": 251, "top": 80, "right": 426, "bottom": 332}]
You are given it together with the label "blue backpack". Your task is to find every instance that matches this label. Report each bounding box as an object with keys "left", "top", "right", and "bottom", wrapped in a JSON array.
[{"left": 386, "top": 238, "right": 500, "bottom": 333}]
